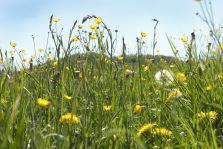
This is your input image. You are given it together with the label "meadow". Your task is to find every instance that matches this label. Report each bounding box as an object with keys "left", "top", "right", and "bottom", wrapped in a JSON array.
[{"left": 0, "top": 0, "right": 223, "bottom": 148}]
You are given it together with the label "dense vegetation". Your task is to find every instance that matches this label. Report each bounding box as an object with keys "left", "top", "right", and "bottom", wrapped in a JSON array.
[{"left": 0, "top": 0, "right": 223, "bottom": 148}]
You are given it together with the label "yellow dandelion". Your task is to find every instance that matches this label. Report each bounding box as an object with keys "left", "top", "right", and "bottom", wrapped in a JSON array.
[
  {"left": 52, "top": 61, "right": 58, "bottom": 67},
  {"left": 206, "top": 85, "right": 212, "bottom": 91},
  {"left": 78, "top": 24, "right": 83, "bottom": 29},
  {"left": 141, "top": 32, "right": 147, "bottom": 37},
  {"left": 9, "top": 51, "right": 14, "bottom": 56},
  {"left": 94, "top": 17, "right": 102, "bottom": 24},
  {"left": 181, "top": 37, "right": 188, "bottom": 43},
  {"left": 53, "top": 17, "right": 60, "bottom": 23},
  {"left": 71, "top": 36, "right": 79, "bottom": 42},
  {"left": 103, "top": 105, "right": 112, "bottom": 111},
  {"left": 38, "top": 48, "right": 44, "bottom": 52},
  {"left": 117, "top": 56, "right": 124, "bottom": 61},
  {"left": 154, "top": 127, "right": 172, "bottom": 137},
  {"left": 134, "top": 104, "right": 142, "bottom": 113},
  {"left": 197, "top": 111, "right": 217, "bottom": 120},
  {"left": 10, "top": 42, "right": 17, "bottom": 48},
  {"left": 137, "top": 123, "right": 156, "bottom": 137},
  {"left": 176, "top": 72, "right": 186, "bottom": 82},
  {"left": 143, "top": 66, "right": 149, "bottom": 72},
  {"left": 90, "top": 34, "right": 97, "bottom": 39},
  {"left": 170, "top": 64, "right": 175, "bottom": 68},
  {"left": 167, "top": 88, "right": 182, "bottom": 101},
  {"left": 59, "top": 113, "right": 79, "bottom": 124},
  {"left": 89, "top": 24, "right": 97, "bottom": 30},
  {"left": 64, "top": 95, "right": 72, "bottom": 100},
  {"left": 37, "top": 98, "right": 50, "bottom": 107},
  {"left": 217, "top": 44, "right": 223, "bottom": 50},
  {"left": 20, "top": 49, "right": 26, "bottom": 54}
]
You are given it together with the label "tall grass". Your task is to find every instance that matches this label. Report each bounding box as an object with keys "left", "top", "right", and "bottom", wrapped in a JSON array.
[{"left": 0, "top": 0, "right": 223, "bottom": 148}]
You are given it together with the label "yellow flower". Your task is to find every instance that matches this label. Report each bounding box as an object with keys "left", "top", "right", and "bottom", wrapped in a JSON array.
[
  {"left": 59, "top": 113, "right": 79, "bottom": 124},
  {"left": 46, "top": 56, "right": 53, "bottom": 61},
  {"left": 9, "top": 51, "right": 14, "bottom": 56},
  {"left": 103, "top": 105, "right": 112, "bottom": 111},
  {"left": 176, "top": 72, "right": 186, "bottom": 82},
  {"left": 141, "top": 32, "right": 147, "bottom": 37},
  {"left": 90, "top": 34, "right": 97, "bottom": 39},
  {"left": 181, "top": 37, "right": 188, "bottom": 43},
  {"left": 78, "top": 24, "right": 83, "bottom": 29},
  {"left": 38, "top": 48, "right": 44, "bottom": 52},
  {"left": 206, "top": 85, "right": 212, "bottom": 91},
  {"left": 20, "top": 49, "right": 26, "bottom": 54},
  {"left": 53, "top": 17, "right": 60, "bottom": 23},
  {"left": 197, "top": 111, "right": 217, "bottom": 120},
  {"left": 117, "top": 56, "right": 124, "bottom": 61},
  {"left": 89, "top": 24, "right": 97, "bottom": 30},
  {"left": 170, "top": 64, "right": 175, "bottom": 68},
  {"left": 64, "top": 95, "right": 72, "bottom": 100},
  {"left": 217, "top": 44, "right": 223, "bottom": 51},
  {"left": 137, "top": 123, "right": 156, "bottom": 137},
  {"left": 94, "top": 17, "right": 102, "bottom": 24},
  {"left": 167, "top": 88, "right": 182, "bottom": 101},
  {"left": 52, "top": 61, "right": 58, "bottom": 66},
  {"left": 37, "top": 98, "right": 50, "bottom": 107},
  {"left": 156, "top": 49, "right": 160, "bottom": 53},
  {"left": 143, "top": 66, "right": 149, "bottom": 72},
  {"left": 153, "top": 127, "right": 172, "bottom": 137},
  {"left": 10, "top": 42, "right": 17, "bottom": 48},
  {"left": 71, "top": 36, "right": 80, "bottom": 42},
  {"left": 134, "top": 104, "right": 142, "bottom": 113}
]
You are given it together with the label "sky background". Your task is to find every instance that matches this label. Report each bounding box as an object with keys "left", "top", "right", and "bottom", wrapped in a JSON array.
[{"left": 0, "top": 0, "right": 223, "bottom": 58}]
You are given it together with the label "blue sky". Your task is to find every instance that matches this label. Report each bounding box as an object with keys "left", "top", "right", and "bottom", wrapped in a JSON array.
[{"left": 0, "top": 0, "right": 222, "bottom": 57}]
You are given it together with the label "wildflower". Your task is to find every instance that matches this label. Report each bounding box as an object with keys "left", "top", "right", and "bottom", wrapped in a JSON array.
[
  {"left": 37, "top": 98, "right": 50, "bottom": 107},
  {"left": 167, "top": 88, "right": 182, "bottom": 101},
  {"left": 59, "top": 113, "right": 79, "bottom": 124},
  {"left": 90, "top": 34, "right": 97, "bottom": 39},
  {"left": 117, "top": 56, "right": 124, "bottom": 61},
  {"left": 103, "top": 105, "right": 112, "bottom": 111},
  {"left": 217, "top": 44, "right": 223, "bottom": 51},
  {"left": 153, "top": 127, "right": 172, "bottom": 137},
  {"left": 78, "top": 24, "right": 83, "bottom": 29},
  {"left": 141, "top": 32, "right": 147, "bottom": 37},
  {"left": 9, "top": 51, "right": 14, "bottom": 56},
  {"left": 52, "top": 61, "right": 58, "bottom": 67},
  {"left": 71, "top": 36, "right": 80, "bottom": 42},
  {"left": 155, "top": 69, "right": 174, "bottom": 85},
  {"left": 197, "top": 111, "right": 217, "bottom": 120},
  {"left": 170, "top": 64, "right": 175, "bottom": 68},
  {"left": 20, "top": 49, "right": 26, "bottom": 54},
  {"left": 137, "top": 123, "right": 156, "bottom": 137},
  {"left": 181, "top": 37, "right": 188, "bottom": 43},
  {"left": 10, "top": 42, "right": 17, "bottom": 48},
  {"left": 134, "top": 104, "right": 142, "bottom": 113},
  {"left": 176, "top": 72, "right": 186, "bottom": 82},
  {"left": 46, "top": 56, "right": 53, "bottom": 61},
  {"left": 206, "top": 85, "right": 212, "bottom": 91},
  {"left": 64, "top": 95, "right": 72, "bottom": 100},
  {"left": 65, "top": 66, "right": 70, "bottom": 70},
  {"left": 53, "top": 17, "right": 60, "bottom": 23},
  {"left": 94, "top": 17, "right": 102, "bottom": 24},
  {"left": 38, "top": 48, "right": 44, "bottom": 52},
  {"left": 89, "top": 24, "right": 97, "bottom": 30},
  {"left": 143, "top": 66, "right": 149, "bottom": 72}
]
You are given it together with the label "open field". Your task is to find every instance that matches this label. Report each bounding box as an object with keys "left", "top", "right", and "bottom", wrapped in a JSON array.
[{"left": 0, "top": 0, "right": 223, "bottom": 148}]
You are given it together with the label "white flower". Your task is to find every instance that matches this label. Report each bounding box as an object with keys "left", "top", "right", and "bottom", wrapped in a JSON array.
[{"left": 155, "top": 69, "right": 174, "bottom": 85}]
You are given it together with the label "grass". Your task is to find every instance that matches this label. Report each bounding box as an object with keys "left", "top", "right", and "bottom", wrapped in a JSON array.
[{"left": 0, "top": 1, "right": 223, "bottom": 148}]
